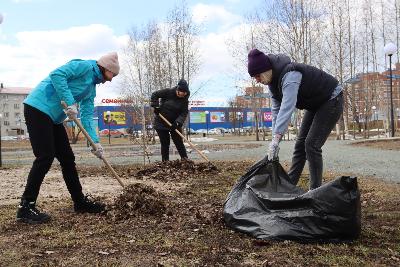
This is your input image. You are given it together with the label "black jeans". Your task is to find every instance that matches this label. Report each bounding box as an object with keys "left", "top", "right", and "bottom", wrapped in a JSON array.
[
  {"left": 156, "top": 128, "right": 188, "bottom": 161},
  {"left": 288, "top": 93, "right": 343, "bottom": 190},
  {"left": 21, "top": 104, "right": 84, "bottom": 203}
]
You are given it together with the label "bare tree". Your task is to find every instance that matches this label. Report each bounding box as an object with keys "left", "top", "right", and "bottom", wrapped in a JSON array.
[
  {"left": 395, "top": 0, "right": 400, "bottom": 61},
  {"left": 118, "top": 1, "right": 201, "bottom": 164},
  {"left": 120, "top": 27, "right": 151, "bottom": 165},
  {"left": 252, "top": 0, "right": 326, "bottom": 65},
  {"left": 166, "top": 0, "right": 200, "bottom": 84}
]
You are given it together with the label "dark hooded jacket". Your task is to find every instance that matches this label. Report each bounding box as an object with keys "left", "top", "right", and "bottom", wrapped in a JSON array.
[
  {"left": 151, "top": 87, "right": 190, "bottom": 130},
  {"left": 267, "top": 54, "right": 339, "bottom": 111}
]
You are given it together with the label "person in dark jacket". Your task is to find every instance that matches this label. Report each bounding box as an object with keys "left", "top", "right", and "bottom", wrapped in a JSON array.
[
  {"left": 151, "top": 79, "right": 190, "bottom": 161},
  {"left": 247, "top": 49, "right": 343, "bottom": 190},
  {"left": 16, "top": 52, "right": 120, "bottom": 224}
]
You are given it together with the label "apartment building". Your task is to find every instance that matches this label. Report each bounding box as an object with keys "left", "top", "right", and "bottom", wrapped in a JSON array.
[
  {"left": 345, "top": 63, "right": 400, "bottom": 122},
  {"left": 0, "top": 83, "right": 32, "bottom": 137},
  {"left": 235, "top": 86, "right": 270, "bottom": 108}
]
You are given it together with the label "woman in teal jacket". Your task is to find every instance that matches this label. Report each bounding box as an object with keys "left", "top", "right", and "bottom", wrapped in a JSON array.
[{"left": 16, "top": 52, "right": 120, "bottom": 224}]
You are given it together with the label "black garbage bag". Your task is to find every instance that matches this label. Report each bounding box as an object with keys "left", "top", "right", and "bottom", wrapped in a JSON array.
[{"left": 223, "top": 156, "right": 361, "bottom": 243}]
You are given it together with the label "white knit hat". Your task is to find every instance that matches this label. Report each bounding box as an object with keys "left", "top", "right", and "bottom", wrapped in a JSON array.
[{"left": 97, "top": 52, "right": 120, "bottom": 75}]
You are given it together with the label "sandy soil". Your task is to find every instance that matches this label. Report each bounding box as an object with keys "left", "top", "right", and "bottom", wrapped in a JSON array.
[{"left": 0, "top": 164, "right": 187, "bottom": 206}]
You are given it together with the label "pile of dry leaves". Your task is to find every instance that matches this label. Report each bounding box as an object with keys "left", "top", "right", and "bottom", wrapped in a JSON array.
[
  {"left": 135, "top": 159, "right": 218, "bottom": 182},
  {"left": 107, "top": 160, "right": 220, "bottom": 220},
  {"left": 108, "top": 183, "right": 167, "bottom": 220}
]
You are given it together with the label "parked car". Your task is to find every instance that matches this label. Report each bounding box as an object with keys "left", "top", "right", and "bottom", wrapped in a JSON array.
[
  {"left": 214, "top": 127, "right": 229, "bottom": 134},
  {"left": 186, "top": 128, "right": 197, "bottom": 135},
  {"left": 207, "top": 128, "right": 220, "bottom": 135},
  {"left": 1, "top": 136, "right": 17, "bottom": 141},
  {"left": 99, "top": 129, "right": 127, "bottom": 138},
  {"left": 195, "top": 129, "right": 207, "bottom": 134}
]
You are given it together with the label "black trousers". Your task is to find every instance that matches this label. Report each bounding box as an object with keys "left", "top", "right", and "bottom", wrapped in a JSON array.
[
  {"left": 21, "top": 104, "right": 84, "bottom": 203},
  {"left": 288, "top": 93, "right": 343, "bottom": 190},
  {"left": 155, "top": 128, "right": 188, "bottom": 161}
]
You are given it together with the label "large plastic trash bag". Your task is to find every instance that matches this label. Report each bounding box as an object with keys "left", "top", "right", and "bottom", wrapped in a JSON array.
[{"left": 223, "top": 156, "right": 361, "bottom": 243}]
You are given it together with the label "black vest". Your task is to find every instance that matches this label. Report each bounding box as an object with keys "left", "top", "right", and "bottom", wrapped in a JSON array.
[{"left": 268, "top": 54, "right": 338, "bottom": 110}]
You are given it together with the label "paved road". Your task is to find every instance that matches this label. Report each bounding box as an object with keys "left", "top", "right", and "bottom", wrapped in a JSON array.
[
  {"left": 207, "top": 139, "right": 400, "bottom": 182},
  {"left": 3, "top": 138, "right": 400, "bottom": 182}
]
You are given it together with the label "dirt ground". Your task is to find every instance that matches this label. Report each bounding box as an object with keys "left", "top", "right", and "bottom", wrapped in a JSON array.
[
  {"left": 0, "top": 160, "right": 399, "bottom": 266},
  {"left": 351, "top": 139, "right": 400, "bottom": 151}
]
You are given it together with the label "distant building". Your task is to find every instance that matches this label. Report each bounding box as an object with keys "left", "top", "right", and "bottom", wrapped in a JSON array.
[
  {"left": 345, "top": 62, "right": 400, "bottom": 122},
  {"left": 0, "top": 83, "right": 32, "bottom": 137},
  {"left": 235, "top": 86, "right": 270, "bottom": 108}
]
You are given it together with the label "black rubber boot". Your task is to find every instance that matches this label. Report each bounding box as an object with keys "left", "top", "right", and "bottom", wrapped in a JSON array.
[
  {"left": 16, "top": 200, "right": 51, "bottom": 224},
  {"left": 74, "top": 195, "right": 106, "bottom": 214}
]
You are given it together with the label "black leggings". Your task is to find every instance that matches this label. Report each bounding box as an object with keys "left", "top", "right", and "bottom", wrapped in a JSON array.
[
  {"left": 21, "top": 104, "right": 84, "bottom": 203},
  {"left": 156, "top": 128, "right": 188, "bottom": 161}
]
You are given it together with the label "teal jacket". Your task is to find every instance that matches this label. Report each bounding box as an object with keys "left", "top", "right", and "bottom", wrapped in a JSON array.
[{"left": 24, "top": 59, "right": 103, "bottom": 143}]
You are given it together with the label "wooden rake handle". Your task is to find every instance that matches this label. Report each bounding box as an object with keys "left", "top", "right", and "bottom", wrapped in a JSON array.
[
  {"left": 158, "top": 113, "right": 211, "bottom": 163},
  {"left": 61, "top": 102, "right": 125, "bottom": 188}
]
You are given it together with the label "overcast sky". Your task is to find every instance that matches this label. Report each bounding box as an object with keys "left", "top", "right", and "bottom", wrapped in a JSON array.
[{"left": 0, "top": 0, "right": 261, "bottom": 106}]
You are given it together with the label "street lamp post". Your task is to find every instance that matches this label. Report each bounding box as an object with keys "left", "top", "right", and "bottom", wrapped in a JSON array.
[
  {"left": 0, "top": 113, "right": 2, "bottom": 167},
  {"left": 237, "top": 111, "right": 243, "bottom": 136},
  {"left": 0, "top": 8, "right": 3, "bottom": 167},
  {"left": 205, "top": 110, "right": 209, "bottom": 137},
  {"left": 363, "top": 108, "right": 368, "bottom": 139},
  {"left": 106, "top": 111, "right": 111, "bottom": 145},
  {"left": 372, "top": 105, "right": 379, "bottom": 138},
  {"left": 384, "top": 42, "right": 397, "bottom": 137},
  {"left": 220, "top": 113, "right": 225, "bottom": 137},
  {"left": 187, "top": 107, "right": 191, "bottom": 140}
]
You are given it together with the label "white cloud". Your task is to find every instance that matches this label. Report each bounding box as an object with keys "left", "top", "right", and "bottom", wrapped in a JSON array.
[
  {"left": 199, "top": 33, "right": 234, "bottom": 75},
  {"left": 0, "top": 24, "right": 127, "bottom": 103},
  {"left": 191, "top": 22, "right": 254, "bottom": 105},
  {"left": 191, "top": 3, "right": 242, "bottom": 31},
  {"left": 190, "top": 5, "right": 251, "bottom": 88},
  {"left": 196, "top": 24, "right": 252, "bottom": 80},
  {"left": 15, "top": 24, "right": 122, "bottom": 59},
  {"left": 0, "top": 17, "right": 252, "bottom": 107}
]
